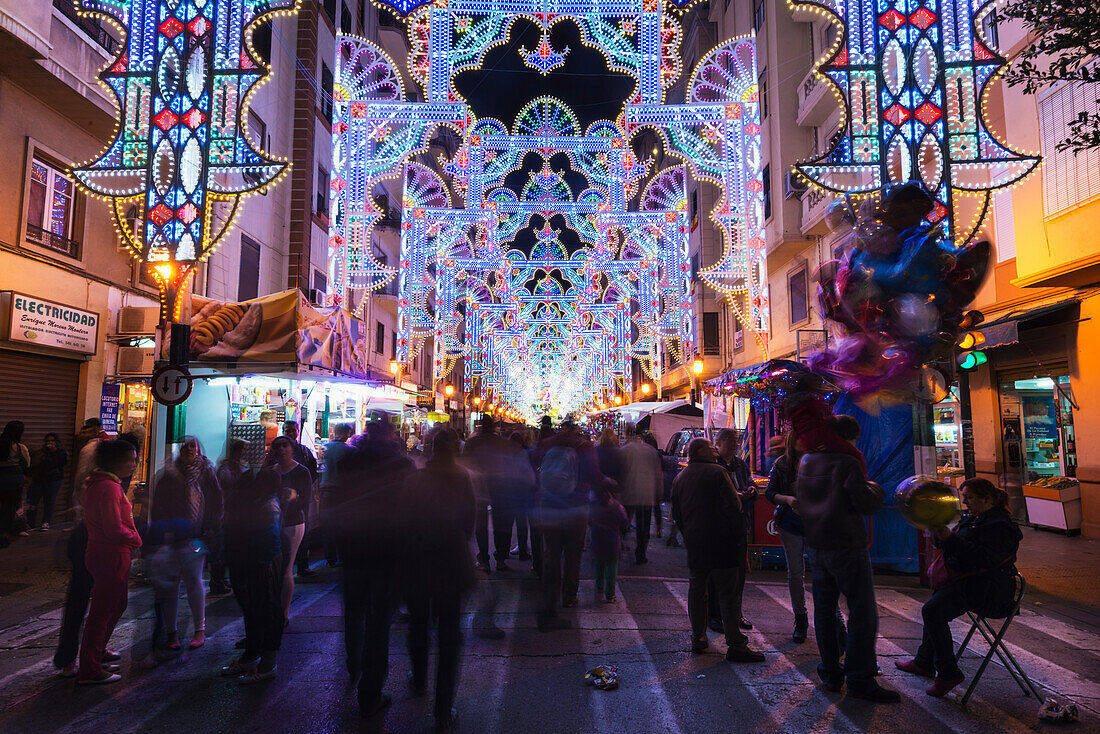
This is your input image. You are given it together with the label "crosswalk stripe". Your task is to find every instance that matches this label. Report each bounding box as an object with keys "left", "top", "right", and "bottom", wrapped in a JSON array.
[
  {"left": 663, "top": 579, "right": 864, "bottom": 732},
  {"left": 874, "top": 589, "right": 1100, "bottom": 709}
]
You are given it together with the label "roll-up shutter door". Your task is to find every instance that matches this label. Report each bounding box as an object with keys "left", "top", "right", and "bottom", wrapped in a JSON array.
[{"left": 0, "top": 349, "right": 80, "bottom": 515}]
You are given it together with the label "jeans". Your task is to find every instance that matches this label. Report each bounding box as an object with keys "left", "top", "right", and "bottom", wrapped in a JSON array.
[
  {"left": 513, "top": 503, "right": 530, "bottom": 555},
  {"left": 688, "top": 566, "right": 748, "bottom": 650},
  {"left": 27, "top": 479, "right": 62, "bottom": 527},
  {"left": 231, "top": 559, "right": 284, "bottom": 659},
  {"left": 778, "top": 528, "right": 807, "bottom": 615},
  {"left": 54, "top": 523, "right": 92, "bottom": 668},
  {"left": 537, "top": 505, "right": 587, "bottom": 614},
  {"left": 593, "top": 558, "right": 618, "bottom": 599},
  {"left": 808, "top": 547, "right": 879, "bottom": 690},
  {"left": 408, "top": 590, "right": 464, "bottom": 719},
  {"left": 342, "top": 564, "right": 396, "bottom": 707},
  {"left": 78, "top": 545, "right": 131, "bottom": 680},
  {"left": 157, "top": 544, "right": 207, "bottom": 636},
  {"left": 207, "top": 530, "right": 227, "bottom": 588},
  {"left": 319, "top": 490, "right": 340, "bottom": 564},
  {"left": 915, "top": 584, "right": 969, "bottom": 678},
  {"left": 475, "top": 496, "right": 490, "bottom": 564},
  {"left": 627, "top": 504, "right": 653, "bottom": 562}
]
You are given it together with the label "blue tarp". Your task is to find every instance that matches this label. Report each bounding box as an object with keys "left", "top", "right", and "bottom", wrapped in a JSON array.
[{"left": 834, "top": 394, "right": 918, "bottom": 573}]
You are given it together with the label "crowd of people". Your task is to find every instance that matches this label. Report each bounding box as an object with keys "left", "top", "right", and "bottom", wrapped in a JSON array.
[{"left": 0, "top": 396, "right": 1025, "bottom": 728}]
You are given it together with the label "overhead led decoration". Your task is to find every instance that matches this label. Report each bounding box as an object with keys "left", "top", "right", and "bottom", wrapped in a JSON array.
[
  {"left": 331, "top": 1, "right": 764, "bottom": 419},
  {"left": 788, "top": 0, "right": 1040, "bottom": 243},
  {"left": 71, "top": 0, "right": 297, "bottom": 320}
]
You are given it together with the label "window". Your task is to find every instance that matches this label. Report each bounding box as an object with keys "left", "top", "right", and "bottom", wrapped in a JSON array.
[
  {"left": 317, "top": 166, "right": 328, "bottom": 215},
  {"left": 252, "top": 20, "right": 272, "bottom": 64},
  {"left": 320, "top": 63, "right": 334, "bottom": 122},
  {"left": 392, "top": 331, "right": 398, "bottom": 359},
  {"left": 1039, "top": 82, "right": 1100, "bottom": 216},
  {"left": 702, "top": 312, "right": 720, "bottom": 355},
  {"left": 980, "top": 8, "right": 999, "bottom": 49},
  {"left": 244, "top": 111, "right": 268, "bottom": 192},
  {"left": 788, "top": 265, "right": 809, "bottom": 326},
  {"left": 762, "top": 164, "right": 772, "bottom": 220},
  {"left": 754, "top": 0, "right": 766, "bottom": 30},
  {"left": 26, "top": 156, "right": 81, "bottom": 258},
  {"left": 375, "top": 321, "right": 385, "bottom": 354},
  {"left": 733, "top": 311, "right": 744, "bottom": 353},
  {"left": 322, "top": 0, "right": 337, "bottom": 23},
  {"left": 341, "top": 1, "right": 352, "bottom": 31},
  {"left": 238, "top": 236, "right": 261, "bottom": 301},
  {"left": 690, "top": 188, "right": 699, "bottom": 229},
  {"left": 758, "top": 69, "right": 768, "bottom": 119},
  {"left": 313, "top": 268, "right": 327, "bottom": 295}
]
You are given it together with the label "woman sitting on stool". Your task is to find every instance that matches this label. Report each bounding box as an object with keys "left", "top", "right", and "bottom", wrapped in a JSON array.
[{"left": 896, "top": 478, "right": 1022, "bottom": 697}]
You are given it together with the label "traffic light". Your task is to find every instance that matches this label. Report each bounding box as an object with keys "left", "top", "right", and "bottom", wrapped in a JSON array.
[{"left": 957, "top": 329, "right": 987, "bottom": 370}]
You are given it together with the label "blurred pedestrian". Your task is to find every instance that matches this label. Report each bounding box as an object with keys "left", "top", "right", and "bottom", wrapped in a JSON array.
[
  {"left": 531, "top": 420, "right": 605, "bottom": 631},
  {"left": 797, "top": 414, "right": 898, "bottom": 702},
  {"left": 507, "top": 431, "right": 534, "bottom": 562},
  {"left": 589, "top": 487, "right": 627, "bottom": 603},
  {"left": 0, "top": 421, "right": 30, "bottom": 545},
  {"left": 72, "top": 418, "right": 108, "bottom": 522},
  {"left": 257, "top": 436, "right": 312, "bottom": 626},
  {"left": 220, "top": 459, "right": 283, "bottom": 683},
  {"left": 150, "top": 437, "right": 222, "bottom": 651},
  {"left": 279, "top": 421, "right": 318, "bottom": 579},
  {"left": 596, "top": 428, "right": 623, "bottom": 497},
  {"left": 212, "top": 439, "right": 251, "bottom": 596},
  {"left": 336, "top": 419, "right": 413, "bottom": 718},
  {"left": 671, "top": 438, "right": 763, "bottom": 663},
  {"left": 77, "top": 440, "right": 142, "bottom": 684},
  {"left": 27, "top": 432, "right": 68, "bottom": 531},
  {"left": 319, "top": 423, "right": 354, "bottom": 568},
  {"left": 619, "top": 429, "right": 662, "bottom": 565},
  {"left": 714, "top": 428, "right": 755, "bottom": 633},
  {"left": 405, "top": 429, "right": 476, "bottom": 732},
  {"left": 463, "top": 415, "right": 516, "bottom": 572},
  {"left": 766, "top": 432, "right": 811, "bottom": 643}
]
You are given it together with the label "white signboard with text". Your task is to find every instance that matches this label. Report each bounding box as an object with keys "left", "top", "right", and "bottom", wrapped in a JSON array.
[{"left": 5, "top": 292, "right": 99, "bottom": 355}]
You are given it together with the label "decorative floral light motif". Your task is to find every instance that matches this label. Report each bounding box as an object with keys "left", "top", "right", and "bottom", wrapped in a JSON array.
[
  {"left": 71, "top": 0, "right": 296, "bottom": 319},
  {"left": 789, "top": 0, "right": 1040, "bottom": 244},
  {"left": 331, "top": 2, "right": 764, "bottom": 419}
]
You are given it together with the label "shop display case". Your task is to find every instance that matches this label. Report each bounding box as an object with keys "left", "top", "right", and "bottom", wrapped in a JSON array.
[{"left": 1022, "top": 477, "right": 1082, "bottom": 534}]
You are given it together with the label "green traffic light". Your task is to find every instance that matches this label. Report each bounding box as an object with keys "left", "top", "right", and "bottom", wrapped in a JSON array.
[{"left": 959, "top": 351, "right": 988, "bottom": 370}]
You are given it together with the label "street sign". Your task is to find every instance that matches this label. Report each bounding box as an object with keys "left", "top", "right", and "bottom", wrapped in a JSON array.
[{"left": 151, "top": 364, "right": 193, "bottom": 406}]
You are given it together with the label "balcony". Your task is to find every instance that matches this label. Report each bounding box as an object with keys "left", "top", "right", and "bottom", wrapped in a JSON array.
[
  {"left": 26, "top": 224, "right": 81, "bottom": 259},
  {"left": 795, "top": 68, "right": 837, "bottom": 128},
  {"left": 53, "top": 0, "right": 120, "bottom": 55},
  {"left": 800, "top": 185, "right": 834, "bottom": 236}
]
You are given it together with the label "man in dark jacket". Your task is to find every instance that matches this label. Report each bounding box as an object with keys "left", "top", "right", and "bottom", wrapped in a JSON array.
[
  {"left": 671, "top": 438, "right": 764, "bottom": 663},
  {"left": 796, "top": 416, "right": 900, "bottom": 703},
  {"left": 715, "top": 428, "right": 755, "bottom": 633},
  {"left": 531, "top": 420, "right": 605, "bottom": 631},
  {"left": 336, "top": 419, "right": 414, "bottom": 719},
  {"left": 463, "top": 414, "right": 517, "bottom": 572},
  {"left": 282, "top": 422, "right": 319, "bottom": 579}
]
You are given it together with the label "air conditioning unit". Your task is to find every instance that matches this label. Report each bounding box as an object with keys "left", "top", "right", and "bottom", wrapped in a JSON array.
[
  {"left": 116, "top": 346, "right": 155, "bottom": 375},
  {"left": 308, "top": 289, "right": 327, "bottom": 306},
  {"left": 117, "top": 306, "right": 159, "bottom": 335},
  {"left": 784, "top": 170, "right": 809, "bottom": 200}
]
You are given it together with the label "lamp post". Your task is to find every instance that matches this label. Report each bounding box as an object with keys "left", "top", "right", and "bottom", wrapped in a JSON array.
[{"left": 691, "top": 357, "right": 704, "bottom": 406}]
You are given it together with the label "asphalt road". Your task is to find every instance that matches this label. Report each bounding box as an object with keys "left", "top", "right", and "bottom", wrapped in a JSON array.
[{"left": 0, "top": 525, "right": 1096, "bottom": 733}]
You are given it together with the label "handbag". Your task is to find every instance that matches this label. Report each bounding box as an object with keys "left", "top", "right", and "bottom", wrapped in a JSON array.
[{"left": 928, "top": 548, "right": 1016, "bottom": 591}]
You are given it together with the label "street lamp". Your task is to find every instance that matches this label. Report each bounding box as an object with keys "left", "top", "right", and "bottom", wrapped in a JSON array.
[
  {"left": 614, "top": 395, "right": 623, "bottom": 405},
  {"left": 641, "top": 382, "right": 651, "bottom": 396},
  {"left": 692, "top": 358, "right": 704, "bottom": 375},
  {"left": 444, "top": 384, "right": 455, "bottom": 396},
  {"left": 389, "top": 360, "right": 399, "bottom": 374},
  {"left": 473, "top": 396, "right": 481, "bottom": 405}
]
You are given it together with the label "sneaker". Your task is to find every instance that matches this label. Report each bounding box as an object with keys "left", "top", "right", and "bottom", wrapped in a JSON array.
[
  {"left": 537, "top": 614, "right": 573, "bottom": 632},
  {"left": 435, "top": 708, "right": 459, "bottom": 732},
  {"left": 102, "top": 663, "right": 121, "bottom": 673},
  {"left": 58, "top": 663, "right": 77, "bottom": 678},
  {"left": 407, "top": 671, "right": 428, "bottom": 696},
  {"left": 237, "top": 665, "right": 277, "bottom": 684},
  {"left": 848, "top": 683, "right": 902, "bottom": 703},
  {"left": 101, "top": 650, "right": 122, "bottom": 663},
  {"left": 38, "top": 523, "right": 49, "bottom": 532},
  {"left": 925, "top": 673, "right": 965, "bottom": 698},
  {"left": 895, "top": 659, "right": 935, "bottom": 678},
  {"left": 725, "top": 647, "right": 766, "bottom": 663},
  {"left": 221, "top": 658, "right": 258, "bottom": 677},
  {"left": 77, "top": 672, "right": 121, "bottom": 685},
  {"left": 691, "top": 639, "right": 709, "bottom": 654}
]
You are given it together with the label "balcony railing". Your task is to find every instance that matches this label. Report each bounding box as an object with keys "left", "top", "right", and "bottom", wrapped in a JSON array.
[
  {"left": 53, "top": 0, "right": 121, "bottom": 55},
  {"left": 26, "top": 224, "right": 81, "bottom": 259}
]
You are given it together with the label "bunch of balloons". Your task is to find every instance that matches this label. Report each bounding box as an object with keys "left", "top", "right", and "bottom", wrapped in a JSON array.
[{"left": 809, "top": 182, "right": 990, "bottom": 399}]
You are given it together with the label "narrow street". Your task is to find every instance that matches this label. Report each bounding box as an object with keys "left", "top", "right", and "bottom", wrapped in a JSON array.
[{"left": 1, "top": 524, "right": 1096, "bottom": 733}]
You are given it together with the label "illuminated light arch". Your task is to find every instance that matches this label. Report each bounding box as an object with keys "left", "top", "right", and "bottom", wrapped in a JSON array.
[
  {"left": 71, "top": 0, "right": 300, "bottom": 320},
  {"left": 787, "top": 0, "right": 1040, "bottom": 244}
]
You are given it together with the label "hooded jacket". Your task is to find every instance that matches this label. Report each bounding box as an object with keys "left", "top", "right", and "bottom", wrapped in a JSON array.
[
  {"left": 671, "top": 458, "right": 744, "bottom": 570},
  {"left": 937, "top": 505, "right": 1022, "bottom": 617},
  {"left": 795, "top": 451, "right": 883, "bottom": 550}
]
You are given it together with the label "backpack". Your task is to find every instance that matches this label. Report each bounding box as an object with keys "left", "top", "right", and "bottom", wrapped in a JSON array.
[{"left": 540, "top": 445, "right": 578, "bottom": 499}]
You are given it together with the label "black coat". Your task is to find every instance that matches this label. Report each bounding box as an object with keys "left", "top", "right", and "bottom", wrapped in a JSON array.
[
  {"left": 671, "top": 458, "right": 745, "bottom": 570},
  {"left": 796, "top": 452, "right": 883, "bottom": 550},
  {"left": 937, "top": 506, "right": 1022, "bottom": 618}
]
